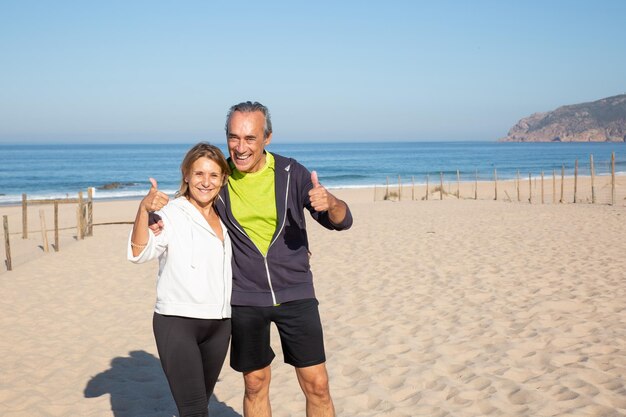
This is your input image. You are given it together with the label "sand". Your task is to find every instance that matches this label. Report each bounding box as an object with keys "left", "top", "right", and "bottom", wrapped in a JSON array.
[{"left": 1, "top": 186, "right": 625, "bottom": 416}]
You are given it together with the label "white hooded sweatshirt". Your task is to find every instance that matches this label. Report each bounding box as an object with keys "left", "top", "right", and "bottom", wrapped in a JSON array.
[{"left": 127, "top": 197, "right": 232, "bottom": 319}]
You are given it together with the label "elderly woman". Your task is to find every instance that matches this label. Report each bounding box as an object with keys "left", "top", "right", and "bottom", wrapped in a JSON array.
[{"left": 128, "top": 142, "right": 231, "bottom": 417}]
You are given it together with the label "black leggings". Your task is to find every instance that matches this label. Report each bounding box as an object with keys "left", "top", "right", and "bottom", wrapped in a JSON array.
[{"left": 153, "top": 313, "right": 231, "bottom": 417}]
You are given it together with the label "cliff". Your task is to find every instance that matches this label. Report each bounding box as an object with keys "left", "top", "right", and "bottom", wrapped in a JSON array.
[{"left": 499, "top": 94, "right": 626, "bottom": 142}]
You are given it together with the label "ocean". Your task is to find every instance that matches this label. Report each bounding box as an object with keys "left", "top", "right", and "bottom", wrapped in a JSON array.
[{"left": 1, "top": 141, "right": 625, "bottom": 205}]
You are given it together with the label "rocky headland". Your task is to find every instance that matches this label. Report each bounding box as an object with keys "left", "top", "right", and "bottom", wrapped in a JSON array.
[{"left": 499, "top": 94, "right": 626, "bottom": 142}]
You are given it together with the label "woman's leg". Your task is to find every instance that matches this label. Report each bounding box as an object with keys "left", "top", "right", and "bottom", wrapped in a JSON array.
[
  {"left": 199, "top": 319, "right": 231, "bottom": 400},
  {"left": 153, "top": 313, "right": 212, "bottom": 417}
]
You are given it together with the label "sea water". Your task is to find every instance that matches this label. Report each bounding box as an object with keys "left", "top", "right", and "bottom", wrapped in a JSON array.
[{"left": 1, "top": 141, "right": 625, "bottom": 205}]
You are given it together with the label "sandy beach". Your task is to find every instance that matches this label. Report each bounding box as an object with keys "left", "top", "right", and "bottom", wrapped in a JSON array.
[{"left": 1, "top": 186, "right": 625, "bottom": 416}]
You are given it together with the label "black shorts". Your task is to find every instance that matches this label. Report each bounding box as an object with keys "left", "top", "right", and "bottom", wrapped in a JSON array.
[{"left": 230, "top": 298, "right": 326, "bottom": 372}]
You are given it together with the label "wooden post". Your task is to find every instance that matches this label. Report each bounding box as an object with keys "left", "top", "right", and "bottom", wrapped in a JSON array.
[
  {"left": 474, "top": 169, "right": 478, "bottom": 200},
  {"left": 541, "top": 169, "right": 544, "bottom": 204},
  {"left": 590, "top": 154, "right": 596, "bottom": 204},
  {"left": 22, "top": 193, "right": 28, "bottom": 239},
  {"left": 560, "top": 165, "right": 565, "bottom": 203},
  {"left": 456, "top": 170, "right": 460, "bottom": 199},
  {"left": 411, "top": 176, "right": 415, "bottom": 201},
  {"left": 77, "top": 191, "right": 84, "bottom": 239},
  {"left": 552, "top": 169, "right": 556, "bottom": 204},
  {"left": 573, "top": 159, "right": 578, "bottom": 203},
  {"left": 528, "top": 173, "right": 532, "bottom": 203},
  {"left": 439, "top": 172, "right": 443, "bottom": 200},
  {"left": 3, "top": 215, "right": 11, "bottom": 271},
  {"left": 39, "top": 209, "right": 49, "bottom": 253},
  {"left": 493, "top": 168, "right": 498, "bottom": 201},
  {"left": 398, "top": 175, "right": 402, "bottom": 201},
  {"left": 611, "top": 152, "right": 616, "bottom": 205},
  {"left": 54, "top": 201, "right": 59, "bottom": 252},
  {"left": 425, "top": 174, "right": 429, "bottom": 200},
  {"left": 87, "top": 187, "right": 94, "bottom": 236},
  {"left": 516, "top": 170, "right": 520, "bottom": 202}
]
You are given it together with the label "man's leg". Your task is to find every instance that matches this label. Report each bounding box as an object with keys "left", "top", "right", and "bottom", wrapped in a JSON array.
[
  {"left": 274, "top": 299, "right": 333, "bottom": 416},
  {"left": 230, "top": 305, "right": 276, "bottom": 417},
  {"left": 243, "top": 365, "right": 272, "bottom": 417},
  {"left": 295, "top": 363, "right": 335, "bottom": 417}
]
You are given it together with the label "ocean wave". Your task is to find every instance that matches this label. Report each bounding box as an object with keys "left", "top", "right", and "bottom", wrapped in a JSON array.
[{"left": 0, "top": 188, "right": 180, "bottom": 206}]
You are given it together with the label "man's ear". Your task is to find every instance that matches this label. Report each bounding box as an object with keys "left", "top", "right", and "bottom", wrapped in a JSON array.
[{"left": 264, "top": 132, "right": 272, "bottom": 146}]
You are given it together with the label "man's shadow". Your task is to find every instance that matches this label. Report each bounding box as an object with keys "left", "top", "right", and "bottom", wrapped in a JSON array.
[{"left": 84, "top": 350, "right": 241, "bottom": 417}]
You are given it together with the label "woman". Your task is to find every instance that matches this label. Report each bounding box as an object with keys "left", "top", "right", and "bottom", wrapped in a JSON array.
[{"left": 127, "top": 142, "right": 232, "bottom": 417}]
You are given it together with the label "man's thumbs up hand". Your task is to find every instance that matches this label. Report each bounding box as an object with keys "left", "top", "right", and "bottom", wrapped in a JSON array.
[{"left": 308, "top": 171, "right": 337, "bottom": 213}]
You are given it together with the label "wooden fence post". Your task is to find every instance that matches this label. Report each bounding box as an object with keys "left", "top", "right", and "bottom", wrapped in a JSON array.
[
  {"left": 590, "top": 154, "right": 596, "bottom": 204},
  {"left": 398, "top": 175, "right": 402, "bottom": 201},
  {"left": 39, "top": 209, "right": 49, "bottom": 253},
  {"left": 3, "top": 215, "right": 11, "bottom": 271},
  {"left": 611, "top": 152, "right": 616, "bottom": 205},
  {"left": 573, "top": 159, "right": 578, "bottom": 203},
  {"left": 439, "top": 172, "right": 443, "bottom": 200},
  {"left": 456, "top": 170, "right": 460, "bottom": 199},
  {"left": 22, "top": 193, "right": 28, "bottom": 239},
  {"left": 425, "top": 174, "right": 429, "bottom": 200},
  {"left": 87, "top": 187, "right": 94, "bottom": 236},
  {"left": 528, "top": 173, "right": 532, "bottom": 204},
  {"left": 474, "top": 170, "right": 478, "bottom": 200},
  {"left": 560, "top": 165, "right": 565, "bottom": 203},
  {"left": 411, "top": 176, "right": 415, "bottom": 201},
  {"left": 494, "top": 168, "right": 498, "bottom": 201},
  {"left": 54, "top": 201, "right": 59, "bottom": 252}
]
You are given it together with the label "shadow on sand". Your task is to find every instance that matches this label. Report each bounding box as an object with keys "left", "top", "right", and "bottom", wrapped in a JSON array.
[{"left": 84, "top": 350, "right": 241, "bottom": 417}]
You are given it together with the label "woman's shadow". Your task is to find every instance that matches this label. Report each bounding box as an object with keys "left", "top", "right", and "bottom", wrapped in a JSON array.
[{"left": 84, "top": 350, "right": 241, "bottom": 417}]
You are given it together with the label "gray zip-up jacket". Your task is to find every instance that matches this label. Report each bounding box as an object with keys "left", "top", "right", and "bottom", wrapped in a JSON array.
[{"left": 215, "top": 153, "right": 353, "bottom": 307}]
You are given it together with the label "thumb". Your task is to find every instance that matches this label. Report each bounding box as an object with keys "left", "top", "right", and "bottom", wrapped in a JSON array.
[
  {"left": 311, "top": 171, "right": 321, "bottom": 188},
  {"left": 149, "top": 177, "right": 158, "bottom": 191}
]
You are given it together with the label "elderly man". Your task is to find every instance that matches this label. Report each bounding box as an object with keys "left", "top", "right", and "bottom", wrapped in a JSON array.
[{"left": 216, "top": 101, "right": 352, "bottom": 417}]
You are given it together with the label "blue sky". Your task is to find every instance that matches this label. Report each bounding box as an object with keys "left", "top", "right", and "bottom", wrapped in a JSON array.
[{"left": 1, "top": 0, "right": 625, "bottom": 144}]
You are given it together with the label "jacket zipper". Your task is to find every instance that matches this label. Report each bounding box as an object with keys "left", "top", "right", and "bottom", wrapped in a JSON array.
[
  {"left": 222, "top": 238, "right": 229, "bottom": 317},
  {"left": 219, "top": 165, "right": 292, "bottom": 306},
  {"left": 265, "top": 167, "right": 291, "bottom": 305}
]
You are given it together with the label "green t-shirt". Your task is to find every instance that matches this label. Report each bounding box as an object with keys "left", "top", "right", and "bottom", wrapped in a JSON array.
[{"left": 228, "top": 152, "right": 277, "bottom": 255}]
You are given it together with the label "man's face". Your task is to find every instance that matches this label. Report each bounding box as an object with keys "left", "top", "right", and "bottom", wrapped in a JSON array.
[{"left": 227, "top": 110, "right": 272, "bottom": 173}]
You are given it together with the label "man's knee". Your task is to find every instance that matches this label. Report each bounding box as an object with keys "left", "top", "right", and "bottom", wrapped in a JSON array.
[
  {"left": 243, "top": 367, "right": 271, "bottom": 398},
  {"left": 297, "top": 365, "right": 331, "bottom": 400}
]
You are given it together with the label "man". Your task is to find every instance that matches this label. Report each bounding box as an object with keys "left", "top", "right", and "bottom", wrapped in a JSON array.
[{"left": 215, "top": 101, "right": 352, "bottom": 417}]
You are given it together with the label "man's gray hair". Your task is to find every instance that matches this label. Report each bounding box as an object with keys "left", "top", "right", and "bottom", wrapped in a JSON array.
[{"left": 225, "top": 101, "right": 273, "bottom": 139}]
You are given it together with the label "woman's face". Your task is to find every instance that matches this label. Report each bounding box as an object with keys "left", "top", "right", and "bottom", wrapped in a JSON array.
[{"left": 186, "top": 156, "right": 224, "bottom": 208}]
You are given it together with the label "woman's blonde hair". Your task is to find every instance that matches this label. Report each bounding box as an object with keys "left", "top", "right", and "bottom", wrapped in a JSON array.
[{"left": 176, "top": 142, "right": 230, "bottom": 198}]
